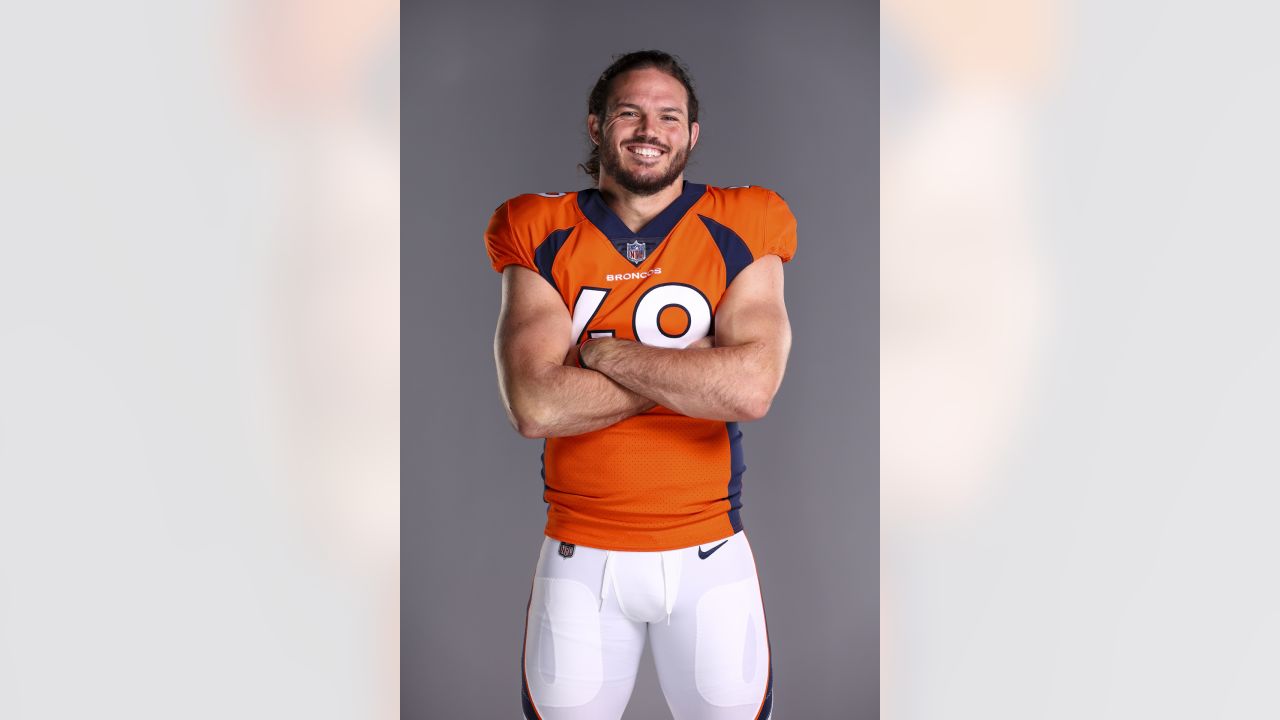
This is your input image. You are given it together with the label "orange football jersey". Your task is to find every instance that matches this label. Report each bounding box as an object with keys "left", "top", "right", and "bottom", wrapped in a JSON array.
[{"left": 485, "top": 182, "right": 797, "bottom": 551}]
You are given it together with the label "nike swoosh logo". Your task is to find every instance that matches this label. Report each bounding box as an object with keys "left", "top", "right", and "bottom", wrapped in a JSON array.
[{"left": 698, "top": 540, "right": 729, "bottom": 560}]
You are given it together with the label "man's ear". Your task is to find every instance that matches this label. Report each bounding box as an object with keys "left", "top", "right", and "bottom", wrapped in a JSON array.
[
  {"left": 689, "top": 121, "right": 700, "bottom": 151},
  {"left": 587, "top": 115, "right": 601, "bottom": 145}
]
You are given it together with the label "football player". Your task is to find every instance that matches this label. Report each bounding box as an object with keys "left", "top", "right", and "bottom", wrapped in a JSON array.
[{"left": 486, "top": 50, "right": 795, "bottom": 720}]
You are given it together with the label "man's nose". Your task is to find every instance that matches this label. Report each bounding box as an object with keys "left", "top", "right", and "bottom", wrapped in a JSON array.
[{"left": 637, "top": 112, "right": 657, "bottom": 137}]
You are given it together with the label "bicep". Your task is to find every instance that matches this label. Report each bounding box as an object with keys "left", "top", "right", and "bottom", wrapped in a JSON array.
[
  {"left": 714, "top": 255, "right": 791, "bottom": 354},
  {"left": 496, "top": 266, "right": 573, "bottom": 373}
]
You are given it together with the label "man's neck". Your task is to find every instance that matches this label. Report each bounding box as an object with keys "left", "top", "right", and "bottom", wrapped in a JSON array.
[{"left": 597, "top": 176, "right": 686, "bottom": 234}]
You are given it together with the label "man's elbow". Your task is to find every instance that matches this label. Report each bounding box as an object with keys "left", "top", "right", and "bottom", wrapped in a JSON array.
[
  {"left": 724, "top": 343, "right": 787, "bottom": 421},
  {"left": 500, "top": 367, "right": 558, "bottom": 438},
  {"left": 514, "top": 419, "right": 548, "bottom": 439},
  {"left": 507, "top": 398, "right": 553, "bottom": 438},
  {"left": 735, "top": 366, "right": 788, "bottom": 421},
  {"left": 735, "top": 388, "right": 776, "bottom": 422}
]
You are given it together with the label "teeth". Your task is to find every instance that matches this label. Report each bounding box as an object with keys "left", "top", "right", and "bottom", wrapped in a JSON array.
[{"left": 630, "top": 147, "right": 661, "bottom": 157}]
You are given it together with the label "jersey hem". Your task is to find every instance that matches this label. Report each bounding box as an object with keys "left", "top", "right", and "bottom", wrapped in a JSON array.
[{"left": 543, "top": 527, "right": 738, "bottom": 553}]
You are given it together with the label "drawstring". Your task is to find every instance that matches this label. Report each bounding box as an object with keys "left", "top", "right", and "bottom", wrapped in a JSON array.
[
  {"left": 661, "top": 551, "right": 676, "bottom": 625},
  {"left": 599, "top": 551, "right": 615, "bottom": 611}
]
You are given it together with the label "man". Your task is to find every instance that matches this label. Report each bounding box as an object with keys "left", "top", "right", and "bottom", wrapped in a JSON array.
[{"left": 485, "top": 50, "right": 795, "bottom": 720}]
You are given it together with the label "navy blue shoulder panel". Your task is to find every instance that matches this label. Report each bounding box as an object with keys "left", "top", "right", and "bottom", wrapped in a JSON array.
[
  {"left": 698, "top": 215, "right": 754, "bottom": 289},
  {"left": 726, "top": 421, "right": 746, "bottom": 533},
  {"left": 533, "top": 228, "right": 574, "bottom": 292}
]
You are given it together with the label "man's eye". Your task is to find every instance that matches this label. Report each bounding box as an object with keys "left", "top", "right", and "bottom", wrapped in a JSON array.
[{"left": 662, "top": 116, "right": 678, "bottom": 122}]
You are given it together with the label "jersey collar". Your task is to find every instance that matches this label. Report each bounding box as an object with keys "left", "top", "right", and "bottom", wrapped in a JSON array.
[{"left": 577, "top": 181, "right": 708, "bottom": 241}]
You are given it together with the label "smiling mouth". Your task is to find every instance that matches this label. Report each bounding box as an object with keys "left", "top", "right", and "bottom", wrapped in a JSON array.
[{"left": 624, "top": 144, "right": 667, "bottom": 160}]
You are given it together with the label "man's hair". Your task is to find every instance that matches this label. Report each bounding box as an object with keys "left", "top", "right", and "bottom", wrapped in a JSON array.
[{"left": 581, "top": 50, "right": 700, "bottom": 183}]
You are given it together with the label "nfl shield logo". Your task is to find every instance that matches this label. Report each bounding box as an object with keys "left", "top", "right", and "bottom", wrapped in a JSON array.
[
  {"left": 558, "top": 542, "right": 575, "bottom": 558},
  {"left": 626, "top": 240, "right": 646, "bottom": 264}
]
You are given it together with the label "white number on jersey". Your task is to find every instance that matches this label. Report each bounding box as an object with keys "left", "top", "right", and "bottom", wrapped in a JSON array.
[{"left": 571, "top": 282, "right": 712, "bottom": 349}]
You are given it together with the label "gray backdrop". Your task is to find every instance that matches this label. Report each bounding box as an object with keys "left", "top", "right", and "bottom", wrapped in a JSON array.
[{"left": 404, "top": 1, "right": 878, "bottom": 717}]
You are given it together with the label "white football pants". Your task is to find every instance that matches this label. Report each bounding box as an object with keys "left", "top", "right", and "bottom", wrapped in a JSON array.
[{"left": 521, "top": 532, "right": 773, "bottom": 720}]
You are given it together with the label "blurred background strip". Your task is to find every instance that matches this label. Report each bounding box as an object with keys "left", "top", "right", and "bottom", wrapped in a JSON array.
[
  {"left": 882, "top": 0, "right": 1280, "bottom": 718},
  {"left": 0, "top": 1, "right": 399, "bottom": 718}
]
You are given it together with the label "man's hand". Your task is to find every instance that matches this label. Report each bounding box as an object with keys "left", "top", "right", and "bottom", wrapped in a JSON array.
[{"left": 563, "top": 342, "right": 582, "bottom": 367}]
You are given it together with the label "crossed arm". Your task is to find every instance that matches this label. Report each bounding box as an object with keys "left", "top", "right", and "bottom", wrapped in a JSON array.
[{"left": 494, "top": 255, "right": 791, "bottom": 438}]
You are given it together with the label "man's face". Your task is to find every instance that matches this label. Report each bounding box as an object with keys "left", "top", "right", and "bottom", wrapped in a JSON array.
[{"left": 590, "top": 68, "right": 700, "bottom": 197}]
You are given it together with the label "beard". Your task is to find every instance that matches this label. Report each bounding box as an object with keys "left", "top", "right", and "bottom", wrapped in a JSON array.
[{"left": 599, "top": 135, "right": 691, "bottom": 196}]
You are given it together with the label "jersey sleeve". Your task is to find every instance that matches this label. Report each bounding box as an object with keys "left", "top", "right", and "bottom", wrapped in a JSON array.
[
  {"left": 484, "top": 201, "right": 537, "bottom": 274},
  {"left": 760, "top": 190, "right": 797, "bottom": 262}
]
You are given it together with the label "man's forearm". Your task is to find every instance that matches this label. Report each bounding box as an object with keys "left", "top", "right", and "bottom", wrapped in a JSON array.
[
  {"left": 502, "top": 360, "right": 655, "bottom": 438},
  {"left": 582, "top": 338, "right": 781, "bottom": 421}
]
